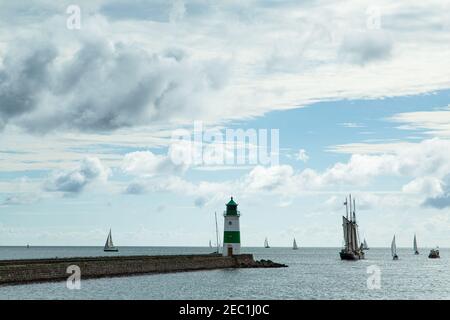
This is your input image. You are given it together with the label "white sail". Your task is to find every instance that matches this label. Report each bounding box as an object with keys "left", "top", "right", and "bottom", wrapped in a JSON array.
[
  {"left": 104, "top": 229, "right": 114, "bottom": 249},
  {"left": 363, "top": 239, "right": 368, "bottom": 250},
  {"left": 293, "top": 238, "right": 298, "bottom": 250},
  {"left": 264, "top": 237, "right": 269, "bottom": 248},
  {"left": 209, "top": 240, "right": 212, "bottom": 248},
  {"left": 342, "top": 216, "right": 350, "bottom": 250},
  {"left": 413, "top": 234, "right": 418, "bottom": 252},
  {"left": 351, "top": 222, "right": 359, "bottom": 252},
  {"left": 391, "top": 235, "right": 397, "bottom": 257}
]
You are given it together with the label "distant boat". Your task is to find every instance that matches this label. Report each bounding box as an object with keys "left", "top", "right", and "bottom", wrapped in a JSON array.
[
  {"left": 293, "top": 238, "right": 298, "bottom": 250},
  {"left": 104, "top": 229, "right": 118, "bottom": 252},
  {"left": 362, "top": 239, "right": 369, "bottom": 250},
  {"left": 339, "top": 195, "right": 365, "bottom": 260},
  {"left": 413, "top": 234, "right": 419, "bottom": 255},
  {"left": 26, "top": 244, "right": 30, "bottom": 249},
  {"left": 210, "top": 211, "right": 220, "bottom": 254},
  {"left": 429, "top": 247, "right": 440, "bottom": 259},
  {"left": 264, "top": 237, "right": 270, "bottom": 248},
  {"left": 391, "top": 235, "right": 398, "bottom": 260}
]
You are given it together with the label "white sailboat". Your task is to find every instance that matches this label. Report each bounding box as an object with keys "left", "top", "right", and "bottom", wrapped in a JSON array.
[
  {"left": 293, "top": 238, "right": 298, "bottom": 250},
  {"left": 264, "top": 237, "right": 270, "bottom": 248},
  {"left": 363, "top": 239, "right": 369, "bottom": 250},
  {"left": 104, "top": 229, "right": 118, "bottom": 252},
  {"left": 391, "top": 235, "right": 398, "bottom": 260},
  {"left": 210, "top": 211, "right": 220, "bottom": 254},
  {"left": 413, "top": 234, "right": 419, "bottom": 255}
]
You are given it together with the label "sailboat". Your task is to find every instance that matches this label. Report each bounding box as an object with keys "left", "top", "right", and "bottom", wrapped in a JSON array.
[
  {"left": 362, "top": 239, "right": 369, "bottom": 250},
  {"left": 391, "top": 235, "right": 398, "bottom": 260},
  {"left": 339, "top": 195, "right": 365, "bottom": 260},
  {"left": 293, "top": 238, "right": 298, "bottom": 250},
  {"left": 210, "top": 211, "right": 221, "bottom": 254},
  {"left": 413, "top": 234, "right": 419, "bottom": 255},
  {"left": 104, "top": 229, "right": 118, "bottom": 252},
  {"left": 264, "top": 237, "right": 270, "bottom": 248}
]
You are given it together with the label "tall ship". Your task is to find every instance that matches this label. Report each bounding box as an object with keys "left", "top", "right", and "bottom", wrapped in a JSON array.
[
  {"left": 339, "top": 195, "right": 365, "bottom": 260},
  {"left": 264, "top": 237, "right": 270, "bottom": 248}
]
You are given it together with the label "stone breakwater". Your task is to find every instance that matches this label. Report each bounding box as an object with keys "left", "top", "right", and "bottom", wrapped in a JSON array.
[{"left": 0, "top": 254, "right": 287, "bottom": 286}]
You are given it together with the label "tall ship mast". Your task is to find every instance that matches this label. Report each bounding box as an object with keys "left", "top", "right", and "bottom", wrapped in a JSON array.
[{"left": 339, "top": 194, "right": 365, "bottom": 260}]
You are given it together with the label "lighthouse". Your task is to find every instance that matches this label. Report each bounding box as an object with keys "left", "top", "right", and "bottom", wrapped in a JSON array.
[{"left": 223, "top": 197, "right": 241, "bottom": 256}]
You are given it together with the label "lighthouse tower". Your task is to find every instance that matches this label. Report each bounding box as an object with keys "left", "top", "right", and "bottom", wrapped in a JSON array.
[{"left": 223, "top": 197, "right": 241, "bottom": 256}]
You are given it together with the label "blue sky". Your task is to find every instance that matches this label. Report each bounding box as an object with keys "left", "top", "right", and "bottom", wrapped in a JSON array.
[{"left": 1, "top": 1, "right": 450, "bottom": 247}]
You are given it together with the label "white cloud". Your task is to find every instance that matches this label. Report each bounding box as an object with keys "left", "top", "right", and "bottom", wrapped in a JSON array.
[
  {"left": 402, "top": 177, "right": 443, "bottom": 197},
  {"left": 339, "top": 30, "right": 393, "bottom": 65},
  {"left": 122, "top": 150, "right": 188, "bottom": 177},
  {"left": 389, "top": 107, "right": 450, "bottom": 137},
  {"left": 44, "top": 157, "right": 110, "bottom": 194},
  {"left": 1, "top": 1, "right": 450, "bottom": 135}
]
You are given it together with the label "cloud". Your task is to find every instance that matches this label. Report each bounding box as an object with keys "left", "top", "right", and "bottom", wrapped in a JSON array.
[
  {"left": 2, "top": 1, "right": 450, "bottom": 136},
  {"left": 423, "top": 175, "right": 450, "bottom": 209},
  {"left": 402, "top": 177, "right": 443, "bottom": 197},
  {"left": 0, "top": 26, "right": 231, "bottom": 133},
  {"left": 339, "top": 122, "right": 365, "bottom": 128},
  {"left": 119, "top": 138, "right": 450, "bottom": 204},
  {"left": 194, "top": 196, "right": 207, "bottom": 208},
  {"left": 424, "top": 193, "right": 450, "bottom": 209},
  {"left": 339, "top": 30, "right": 393, "bottom": 65},
  {"left": 124, "top": 182, "right": 148, "bottom": 195},
  {"left": 44, "top": 157, "right": 110, "bottom": 194},
  {"left": 122, "top": 150, "right": 188, "bottom": 177},
  {"left": 389, "top": 106, "right": 450, "bottom": 137}
]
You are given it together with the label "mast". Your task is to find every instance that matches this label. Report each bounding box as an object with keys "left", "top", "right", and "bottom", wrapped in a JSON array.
[
  {"left": 346, "top": 198, "right": 349, "bottom": 219},
  {"left": 215, "top": 211, "right": 220, "bottom": 253},
  {"left": 349, "top": 194, "right": 352, "bottom": 222},
  {"left": 353, "top": 198, "right": 356, "bottom": 223}
]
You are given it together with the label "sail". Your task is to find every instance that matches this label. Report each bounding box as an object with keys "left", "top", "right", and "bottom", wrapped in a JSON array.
[
  {"left": 264, "top": 237, "right": 269, "bottom": 248},
  {"left": 104, "top": 230, "right": 114, "bottom": 249},
  {"left": 413, "top": 234, "right": 418, "bottom": 252},
  {"left": 391, "top": 235, "right": 397, "bottom": 256},
  {"left": 342, "top": 216, "right": 359, "bottom": 252},
  {"left": 209, "top": 240, "right": 212, "bottom": 248},
  {"left": 342, "top": 216, "right": 350, "bottom": 250},
  {"left": 293, "top": 238, "right": 298, "bottom": 249},
  {"left": 351, "top": 222, "right": 359, "bottom": 251}
]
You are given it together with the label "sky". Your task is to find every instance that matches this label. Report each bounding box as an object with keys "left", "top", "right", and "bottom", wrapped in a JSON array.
[{"left": 1, "top": 0, "right": 450, "bottom": 247}]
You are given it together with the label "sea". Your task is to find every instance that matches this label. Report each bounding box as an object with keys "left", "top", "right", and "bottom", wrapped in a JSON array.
[{"left": 1, "top": 246, "right": 449, "bottom": 300}]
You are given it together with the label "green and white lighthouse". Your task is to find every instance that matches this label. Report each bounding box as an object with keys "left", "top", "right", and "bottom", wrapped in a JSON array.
[{"left": 223, "top": 197, "right": 241, "bottom": 256}]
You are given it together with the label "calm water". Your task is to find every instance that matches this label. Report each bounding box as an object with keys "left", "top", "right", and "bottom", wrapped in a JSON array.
[{"left": 1, "top": 246, "right": 449, "bottom": 300}]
